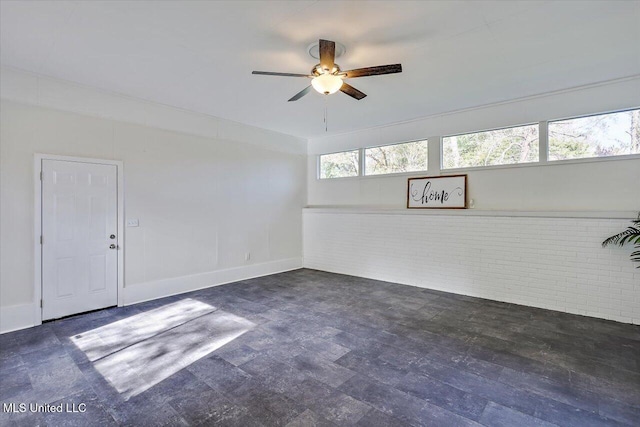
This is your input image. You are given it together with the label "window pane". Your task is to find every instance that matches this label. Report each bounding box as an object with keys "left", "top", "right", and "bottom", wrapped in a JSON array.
[
  {"left": 442, "top": 124, "right": 539, "bottom": 169},
  {"left": 319, "top": 150, "right": 359, "bottom": 179},
  {"left": 365, "top": 140, "right": 428, "bottom": 176},
  {"left": 548, "top": 109, "right": 640, "bottom": 161}
]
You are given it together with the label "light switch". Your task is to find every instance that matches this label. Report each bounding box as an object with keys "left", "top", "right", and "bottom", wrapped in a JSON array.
[{"left": 126, "top": 218, "right": 139, "bottom": 227}]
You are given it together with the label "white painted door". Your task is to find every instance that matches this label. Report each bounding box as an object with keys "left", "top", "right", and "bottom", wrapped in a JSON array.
[{"left": 42, "top": 160, "right": 118, "bottom": 320}]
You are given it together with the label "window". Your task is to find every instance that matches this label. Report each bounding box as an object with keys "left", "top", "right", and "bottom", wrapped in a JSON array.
[
  {"left": 317, "top": 108, "right": 638, "bottom": 180},
  {"left": 548, "top": 109, "right": 640, "bottom": 161},
  {"left": 365, "top": 140, "right": 428, "bottom": 176},
  {"left": 442, "top": 124, "right": 539, "bottom": 169},
  {"left": 319, "top": 150, "right": 359, "bottom": 179}
]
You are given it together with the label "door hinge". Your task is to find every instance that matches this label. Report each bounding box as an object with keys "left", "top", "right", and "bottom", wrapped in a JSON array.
[
  {"left": 40, "top": 299, "right": 43, "bottom": 308},
  {"left": 40, "top": 171, "right": 43, "bottom": 181},
  {"left": 40, "top": 235, "right": 43, "bottom": 245}
]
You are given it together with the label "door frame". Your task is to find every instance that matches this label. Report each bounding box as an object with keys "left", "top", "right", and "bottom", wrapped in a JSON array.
[{"left": 34, "top": 153, "right": 125, "bottom": 325}]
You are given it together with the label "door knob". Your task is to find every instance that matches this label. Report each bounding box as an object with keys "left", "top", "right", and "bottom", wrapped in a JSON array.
[{"left": 109, "top": 244, "right": 116, "bottom": 249}]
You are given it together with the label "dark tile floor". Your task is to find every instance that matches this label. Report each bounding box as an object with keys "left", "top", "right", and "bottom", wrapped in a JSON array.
[{"left": 1, "top": 269, "right": 639, "bottom": 426}]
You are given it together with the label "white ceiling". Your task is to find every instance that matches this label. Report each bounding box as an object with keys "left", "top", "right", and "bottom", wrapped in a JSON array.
[{"left": 1, "top": 1, "right": 639, "bottom": 138}]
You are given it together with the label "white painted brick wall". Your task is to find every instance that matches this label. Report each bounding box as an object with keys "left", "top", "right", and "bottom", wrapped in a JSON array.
[{"left": 303, "top": 211, "right": 640, "bottom": 324}]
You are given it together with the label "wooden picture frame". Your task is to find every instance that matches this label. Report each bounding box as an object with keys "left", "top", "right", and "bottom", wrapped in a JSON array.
[{"left": 407, "top": 175, "right": 467, "bottom": 209}]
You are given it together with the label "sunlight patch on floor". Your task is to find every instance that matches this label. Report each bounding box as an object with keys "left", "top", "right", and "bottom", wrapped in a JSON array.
[{"left": 71, "top": 298, "right": 254, "bottom": 399}]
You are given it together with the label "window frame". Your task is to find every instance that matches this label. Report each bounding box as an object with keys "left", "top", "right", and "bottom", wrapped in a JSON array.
[
  {"left": 546, "top": 107, "right": 640, "bottom": 163},
  {"left": 315, "top": 106, "right": 640, "bottom": 180},
  {"left": 440, "top": 122, "right": 540, "bottom": 171},
  {"left": 317, "top": 149, "right": 361, "bottom": 180},
  {"left": 363, "top": 139, "right": 429, "bottom": 177}
]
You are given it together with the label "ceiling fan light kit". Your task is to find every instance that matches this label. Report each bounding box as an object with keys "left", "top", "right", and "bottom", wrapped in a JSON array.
[
  {"left": 252, "top": 39, "right": 402, "bottom": 102},
  {"left": 311, "top": 73, "right": 343, "bottom": 95}
]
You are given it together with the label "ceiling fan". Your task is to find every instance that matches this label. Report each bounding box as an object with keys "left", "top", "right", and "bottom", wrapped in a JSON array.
[{"left": 252, "top": 39, "right": 402, "bottom": 102}]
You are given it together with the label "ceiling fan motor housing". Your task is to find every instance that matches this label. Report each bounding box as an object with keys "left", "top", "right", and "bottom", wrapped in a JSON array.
[{"left": 312, "top": 64, "right": 341, "bottom": 76}]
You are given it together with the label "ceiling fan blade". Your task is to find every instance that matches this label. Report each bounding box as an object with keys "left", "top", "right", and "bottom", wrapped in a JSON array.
[
  {"left": 252, "top": 71, "right": 311, "bottom": 77},
  {"left": 343, "top": 64, "right": 402, "bottom": 78},
  {"left": 340, "top": 82, "right": 367, "bottom": 100},
  {"left": 319, "top": 39, "right": 335, "bottom": 71},
  {"left": 288, "top": 85, "right": 312, "bottom": 102}
]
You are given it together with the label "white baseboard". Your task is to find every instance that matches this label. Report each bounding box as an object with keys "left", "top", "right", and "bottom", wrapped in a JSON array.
[
  {"left": 0, "top": 258, "right": 303, "bottom": 334},
  {"left": 123, "top": 257, "right": 303, "bottom": 306},
  {"left": 0, "top": 303, "right": 37, "bottom": 334}
]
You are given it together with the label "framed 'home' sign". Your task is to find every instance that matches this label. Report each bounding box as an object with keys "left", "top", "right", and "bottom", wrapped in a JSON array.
[{"left": 407, "top": 175, "right": 467, "bottom": 209}]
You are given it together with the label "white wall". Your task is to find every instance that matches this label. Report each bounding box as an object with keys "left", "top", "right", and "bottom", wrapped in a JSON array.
[
  {"left": 304, "top": 76, "right": 640, "bottom": 324},
  {"left": 307, "top": 158, "right": 640, "bottom": 210},
  {"left": 307, "top": 77, "right": 640, "bottom": 211},
  {"left": 0, "top": 68, "right": 307, "bottom": 332},
  {"left": 304, "top": 210, "right": 640, "bottom": 324}
]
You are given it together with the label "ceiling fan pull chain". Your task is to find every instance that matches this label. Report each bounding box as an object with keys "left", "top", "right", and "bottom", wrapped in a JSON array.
[{"left": 324, "top": 95, "right": 328, "bottom": 132}]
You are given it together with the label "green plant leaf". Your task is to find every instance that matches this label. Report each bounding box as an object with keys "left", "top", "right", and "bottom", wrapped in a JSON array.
[{"left": 602, "top": 212, "right": 640, "bottom": 267}]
